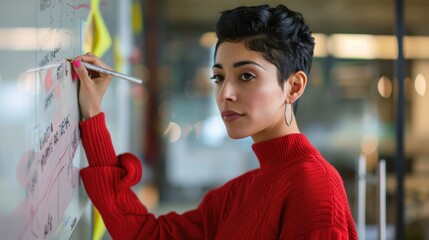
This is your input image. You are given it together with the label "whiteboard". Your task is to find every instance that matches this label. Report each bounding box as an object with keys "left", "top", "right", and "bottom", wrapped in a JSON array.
[{"left": 0, "top": 0, "right": 94, "bottom": 239}]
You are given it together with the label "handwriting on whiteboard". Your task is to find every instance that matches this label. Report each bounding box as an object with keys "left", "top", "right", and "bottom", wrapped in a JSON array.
[
  {"left": 11, "top": 60, "right": 82, "bottom": 240},
  {"left": 0, "top": 0, "right": 91, "bottom": 239}
]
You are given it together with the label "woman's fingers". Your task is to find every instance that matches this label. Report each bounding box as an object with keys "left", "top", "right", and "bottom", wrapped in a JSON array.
[
  {"left": 72, "top": 53, "right": 113, "bottom": 119},
  {"left": 79, "top": 53, "right": 113, "bottom": 70},
  {"left": 73, "top": 55, "right": 113, "bottom": 80}
]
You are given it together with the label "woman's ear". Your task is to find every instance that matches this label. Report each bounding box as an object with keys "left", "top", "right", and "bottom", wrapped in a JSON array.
[{"left": 284, "top": 71, "right": 307, "bottom": 103}]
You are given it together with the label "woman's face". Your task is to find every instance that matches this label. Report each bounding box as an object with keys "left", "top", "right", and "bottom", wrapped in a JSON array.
[{"left": 213, "top": 41, "right": 290, "bottom": 142}]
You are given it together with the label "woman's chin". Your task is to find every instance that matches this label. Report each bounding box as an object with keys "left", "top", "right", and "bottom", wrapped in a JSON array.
[{"left": 226, "top": 131, "right": 249, "bottom": 140}]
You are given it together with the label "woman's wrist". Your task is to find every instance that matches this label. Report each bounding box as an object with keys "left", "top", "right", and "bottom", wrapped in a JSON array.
[{"left": 81, "top": 109, "right": 101, "bottom": 121}]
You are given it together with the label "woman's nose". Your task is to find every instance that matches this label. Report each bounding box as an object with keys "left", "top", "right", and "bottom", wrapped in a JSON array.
[{"left": 217, "top": 80, "right": 237, "bottom": 102}]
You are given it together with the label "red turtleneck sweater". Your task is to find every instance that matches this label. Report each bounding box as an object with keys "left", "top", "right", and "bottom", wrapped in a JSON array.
[{"left": 80, "top": 113, "right": 357, "bottom": 239}]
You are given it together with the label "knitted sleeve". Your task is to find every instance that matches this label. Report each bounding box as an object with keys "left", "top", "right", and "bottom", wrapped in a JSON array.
[
  {"left": 278, "top": 156, "right": 357, "bottom": 239},
  {"left": 79, "top": 113, "right": 206, "bottom": 239}
]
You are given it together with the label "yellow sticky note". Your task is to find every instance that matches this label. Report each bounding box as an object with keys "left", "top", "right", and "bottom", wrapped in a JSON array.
[
  {"left": 132, "top": 0, "right": 143, "bottom": 34},
  {"left": 84, "top": 0, "right": 112, "bottom": 57},
  {"left": 113, "top": 37, "right": 124, "bottom": 73},
  {"left": 92, "top": 207, "right": 106, "bottom": 240}
]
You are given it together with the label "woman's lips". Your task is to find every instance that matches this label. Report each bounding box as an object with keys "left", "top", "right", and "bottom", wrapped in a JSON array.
[{"left": 221, "top": 110, "right": 244, "bottom": 122}]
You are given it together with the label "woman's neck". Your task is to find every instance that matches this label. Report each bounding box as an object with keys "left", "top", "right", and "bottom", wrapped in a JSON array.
[{"left": 251, "top": 116, "right": 300, "bottom": 143}]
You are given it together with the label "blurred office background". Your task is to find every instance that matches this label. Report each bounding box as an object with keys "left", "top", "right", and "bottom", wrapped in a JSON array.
[{"left": 0, "top": 0, "right": 428, "bottom": 239}]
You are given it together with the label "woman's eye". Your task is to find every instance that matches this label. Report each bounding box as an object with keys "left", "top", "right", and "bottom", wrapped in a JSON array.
[
  {"left": 240, "top": 73, "right": 255, "bottom": 81},
  {"left": 210, "top": 74, "right": 224, "bottom": 83}
]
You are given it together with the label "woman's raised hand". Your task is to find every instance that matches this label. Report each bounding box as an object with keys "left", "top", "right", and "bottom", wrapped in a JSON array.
[{"left": 72, "top": 53, "right": 113, "bottom": 119}]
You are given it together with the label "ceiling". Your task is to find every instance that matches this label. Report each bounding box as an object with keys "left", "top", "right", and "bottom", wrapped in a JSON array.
[{"left": 163, "top": 0, "right": 429, "bottom": 35}]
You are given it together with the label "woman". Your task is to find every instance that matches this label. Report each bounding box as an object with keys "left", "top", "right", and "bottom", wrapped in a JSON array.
[{"left": 74, "top": 4, "right": 358, "bottom": 239}]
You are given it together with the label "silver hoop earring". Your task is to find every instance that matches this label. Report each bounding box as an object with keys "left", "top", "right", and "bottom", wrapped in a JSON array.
[{"left": 284, "top": 103, "right": 293, "bottom": 126}]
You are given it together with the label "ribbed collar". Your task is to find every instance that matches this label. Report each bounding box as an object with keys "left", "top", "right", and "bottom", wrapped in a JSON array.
[{"left": 251, "top": 134, "right": 318, "bottom": 173}]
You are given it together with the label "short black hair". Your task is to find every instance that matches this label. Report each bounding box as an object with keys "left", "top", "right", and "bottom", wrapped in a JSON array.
[{"left": 214, "top": 4, "right": 315, "bottom": 113}]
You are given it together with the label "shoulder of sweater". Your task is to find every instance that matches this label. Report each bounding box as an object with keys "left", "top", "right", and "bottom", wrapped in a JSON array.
[
  {"left": 278, "top": 156, "right": 350, "bottom": 214},
  {"left": 284, "top": 154, "right": 346, "bottom": 193},
  {"left": 297, "top": 153, "right": 341, "bottom": 177}
]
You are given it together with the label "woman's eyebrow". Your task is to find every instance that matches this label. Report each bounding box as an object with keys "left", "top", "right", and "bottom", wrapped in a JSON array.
[
  {"left": 212, "top": 63, "right": 222, "bottom": 69},
  {"left": 233, "top": 60, "right": 265, "bottom": 70},
  {"left": 212, "top": 61, "right": 266, "bottom": 70}
]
